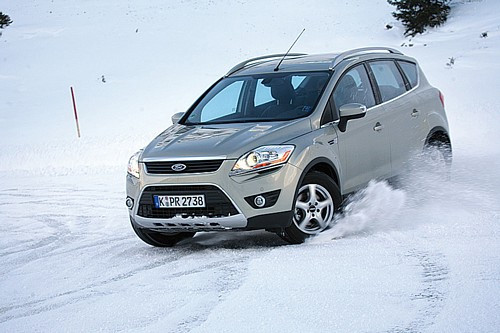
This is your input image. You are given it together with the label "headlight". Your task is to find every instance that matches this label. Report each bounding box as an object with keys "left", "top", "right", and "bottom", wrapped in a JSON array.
[
  {"left": 231, "top": 145, "right": 294, "bottom": 175},
  {"left": 127, "top": 150, "right": 142, "bottom": 179}
]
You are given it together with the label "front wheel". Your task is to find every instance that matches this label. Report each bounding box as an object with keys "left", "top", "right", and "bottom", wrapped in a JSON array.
[
  {"left": 131, "top": 220, "right": 195, "bottom": 247},
  {"left": 279, "top": 171, "right": 342, "bottom": 244}
]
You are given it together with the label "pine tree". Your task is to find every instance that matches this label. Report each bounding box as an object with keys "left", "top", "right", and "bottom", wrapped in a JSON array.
[
  {"left": 0, "top": 12, "right": 12, "bottom": 29},
  {"left": 388, "top": 0, "right": 451, "bottom": 37}
]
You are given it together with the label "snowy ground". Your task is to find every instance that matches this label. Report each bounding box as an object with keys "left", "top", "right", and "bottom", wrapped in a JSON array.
[{"left": 1, "top": 0, "right": 499, "bottom": 332}]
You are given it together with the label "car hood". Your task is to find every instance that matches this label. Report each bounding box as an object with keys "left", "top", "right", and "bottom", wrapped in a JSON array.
[{"left": 141, "top": 119, "right": 311, "bottom": 161}]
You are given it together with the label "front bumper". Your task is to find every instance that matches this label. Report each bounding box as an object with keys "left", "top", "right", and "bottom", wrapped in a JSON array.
[{"left": 126, "top": 160, "right": 302, "bottom": 231}]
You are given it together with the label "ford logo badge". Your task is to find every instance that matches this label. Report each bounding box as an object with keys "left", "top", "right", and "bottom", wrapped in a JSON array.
[{"left": 171, "top": 163, "right": 187, "bottom": 172}]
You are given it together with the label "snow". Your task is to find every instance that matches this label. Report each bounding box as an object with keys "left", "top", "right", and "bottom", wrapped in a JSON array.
[{"left": 1, "top": 0, "right": 499, "bottom": 332}]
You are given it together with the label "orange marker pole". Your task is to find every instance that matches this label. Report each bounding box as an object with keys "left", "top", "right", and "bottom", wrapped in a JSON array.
[{"left": 70, "top": 86, "right": 81, "bottom": 138}]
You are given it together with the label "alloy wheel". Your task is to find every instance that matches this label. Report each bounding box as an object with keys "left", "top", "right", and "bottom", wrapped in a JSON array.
[{"left": 293, "top": 183, "right": 335, "bottom": 234}]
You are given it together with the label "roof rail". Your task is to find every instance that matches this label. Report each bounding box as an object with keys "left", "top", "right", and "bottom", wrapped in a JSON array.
[
  {"left": 330, "top": 47, "right": 402, "bottom": 69},
  {"left": 225, "top": 53, "right": 307, "bottom": 77}
]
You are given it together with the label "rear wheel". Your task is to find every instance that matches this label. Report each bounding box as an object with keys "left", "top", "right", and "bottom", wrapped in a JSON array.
[
  {"left": 280, "top": 171, "right": 342, "bottom": 244},
  {"left": 131, "top": 221, "right": 195, "bottom": 247},
  {"left": 423, "top": 138, "right": 452, "bottom": 175}
]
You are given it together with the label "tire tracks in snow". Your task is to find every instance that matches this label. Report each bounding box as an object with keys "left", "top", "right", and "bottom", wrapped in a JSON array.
[
  {"left": 387, "top": 249, "right": 449, "bottom": 333},
  {"left": 0, "top": 179, "right": 266, "bottom": 330},
  {"left": 0, "top": 249, "right": 247, "bottom": 323}
]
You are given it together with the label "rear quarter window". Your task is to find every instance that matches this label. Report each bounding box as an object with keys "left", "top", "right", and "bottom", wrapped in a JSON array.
[{"left": 398, "top": 61, "right": 419, "bottom": 88}]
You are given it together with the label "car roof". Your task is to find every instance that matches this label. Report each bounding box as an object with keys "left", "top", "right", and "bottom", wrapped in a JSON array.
[
  {"left": 227, "top": 47, "right": 411, "bottom": 77},
  {"left": 231, "top": 53, "right": 339, "bottom": 76}
]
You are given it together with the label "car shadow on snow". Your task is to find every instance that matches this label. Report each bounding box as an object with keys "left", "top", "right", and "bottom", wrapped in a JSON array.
[{"left": 155, "top": 230, "right": 289, "bottom": 252}]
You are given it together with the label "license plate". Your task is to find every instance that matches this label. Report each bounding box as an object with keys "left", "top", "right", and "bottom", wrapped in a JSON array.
[{"left": 153, "top": 195, "right": 206, "bottom": 208}]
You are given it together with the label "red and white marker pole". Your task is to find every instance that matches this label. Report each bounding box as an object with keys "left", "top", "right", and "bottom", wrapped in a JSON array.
[{"left": 70, "top": 86, "right": 81, "bottom": 138}]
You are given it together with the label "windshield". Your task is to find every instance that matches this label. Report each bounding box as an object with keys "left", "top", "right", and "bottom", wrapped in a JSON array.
[{"left": 183, "top": 71, "right": 331, "bottom": 125}]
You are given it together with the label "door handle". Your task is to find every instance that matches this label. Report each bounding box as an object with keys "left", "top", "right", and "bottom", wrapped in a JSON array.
[
  {"left": 411, "top": 109, "right": 420, "bottom": 118},
  {"left": 373, "top": 122, "right": 384, "bottom": 132}
]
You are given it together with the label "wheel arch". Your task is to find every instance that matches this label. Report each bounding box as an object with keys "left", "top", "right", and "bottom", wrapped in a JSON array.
[
  {"left": 297, "top": 157, "right": 341, "bottom": 193},
  {"left": 425, "top": 126, "right": 452, "bottom": 149}
]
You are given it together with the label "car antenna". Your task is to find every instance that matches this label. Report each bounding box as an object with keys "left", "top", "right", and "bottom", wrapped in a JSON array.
[{"left": 274, "top": 28, "right": 305, "bottom": 72}]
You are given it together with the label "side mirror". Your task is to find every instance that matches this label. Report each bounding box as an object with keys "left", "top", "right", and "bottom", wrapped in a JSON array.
[
  {"left": 339, "top": 103, "right": 367, "bottom": 118},
  {"left": 338, "top": 103, "right": 367, "bottom": 132},
  {"left": 171, "top": 112, "right": 184, "bottom": 124}
]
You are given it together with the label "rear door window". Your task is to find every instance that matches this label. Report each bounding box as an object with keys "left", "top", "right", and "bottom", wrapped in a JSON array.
[
  {"left": 397, "top": 61, "right": 418, "bottom": 88},
  {"left": 368, "top": 61, "right": 407, "bottom": 102}
]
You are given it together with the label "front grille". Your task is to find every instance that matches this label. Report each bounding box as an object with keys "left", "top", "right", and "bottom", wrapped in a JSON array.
[
  {"left": 144, "top": 160, "right": 223, "bottom": 174},
  {"left": 137, "top": 185, "right": 239, "bottom": 219}
]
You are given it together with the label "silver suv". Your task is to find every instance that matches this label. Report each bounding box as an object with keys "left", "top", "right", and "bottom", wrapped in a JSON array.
[{"left": 126, "top": 47, "right": 451, "bottom": 246}]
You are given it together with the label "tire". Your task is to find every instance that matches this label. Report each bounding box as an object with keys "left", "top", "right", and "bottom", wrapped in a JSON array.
[
  {"left": 280, "top": 171, "right": 342, "bottom": 244},
  {"left": 423, "top": 138, "right": 452, "bottom": 177},
  {"left": 131, "top": 221, "right": 195, "bottom": 247}
]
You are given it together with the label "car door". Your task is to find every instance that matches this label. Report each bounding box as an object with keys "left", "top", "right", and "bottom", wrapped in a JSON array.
[
  {"left": 367, "top": 60, "right": 423, "bottom": 176},
  {"left": 333, "top": 64, "right": 392, "bottom": 193},
  {"left": 397, "top": 60, "right": 428, "bottom": 154}
]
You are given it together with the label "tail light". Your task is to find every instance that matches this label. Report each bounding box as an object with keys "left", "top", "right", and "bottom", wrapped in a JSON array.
[{"left": 438, "top": 90, "right": 445, "bottom": 108}]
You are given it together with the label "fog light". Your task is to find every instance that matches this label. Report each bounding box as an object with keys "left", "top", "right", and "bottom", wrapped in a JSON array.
[
  {"left": 245, "top": 190, "right": 281, "bottom": 209},
  {"left": 126, "top": 197, "right": 134, "bottom": 209},
  {"left": 254, "top": 195, "right": 266, "bottom": 208}
]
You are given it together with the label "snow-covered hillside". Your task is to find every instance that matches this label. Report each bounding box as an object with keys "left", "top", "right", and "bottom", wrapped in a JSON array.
[{"left": 1, "top": 0, "right": 499, "bottom": 332}]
